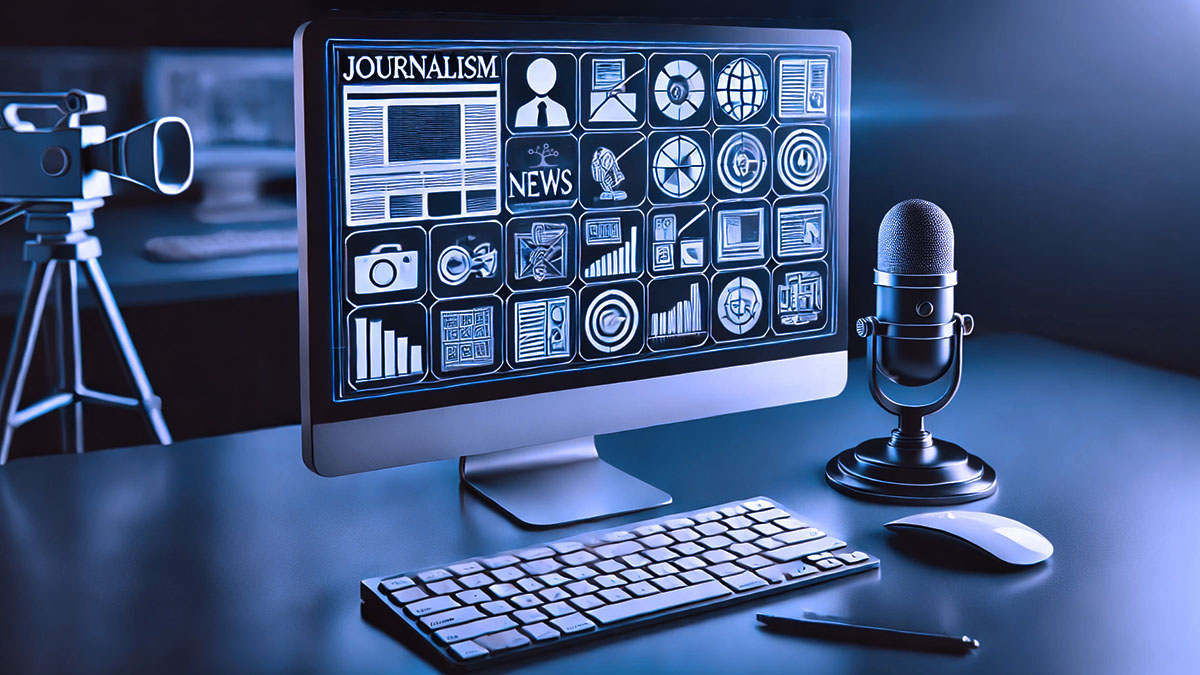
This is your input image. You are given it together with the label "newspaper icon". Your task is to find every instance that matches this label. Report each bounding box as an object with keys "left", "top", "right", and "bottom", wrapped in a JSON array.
[{"left": 588, "top": 58, "right": 641, "bottom": 123}]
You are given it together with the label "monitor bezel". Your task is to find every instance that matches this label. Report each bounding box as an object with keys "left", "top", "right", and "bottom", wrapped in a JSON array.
[{"left": 296, "top": 17, "right": 850, "bottom": 475}]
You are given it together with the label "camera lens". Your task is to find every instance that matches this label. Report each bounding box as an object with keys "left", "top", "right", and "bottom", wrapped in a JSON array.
[{"left": 369, "top": 260, "right": 397, "bottom": 288}]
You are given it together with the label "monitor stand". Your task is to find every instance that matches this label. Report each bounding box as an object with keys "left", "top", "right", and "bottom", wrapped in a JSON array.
[{"left": 460, "top": 436, "right": 672, "bottom": 529}]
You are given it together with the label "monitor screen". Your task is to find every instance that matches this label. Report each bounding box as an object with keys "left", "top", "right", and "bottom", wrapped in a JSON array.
[{"left": 297, "top": 19, "right": 848, "bottom": 433}]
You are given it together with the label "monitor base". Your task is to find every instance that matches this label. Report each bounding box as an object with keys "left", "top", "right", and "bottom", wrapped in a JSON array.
[
  {"left": 460, "top": 436, "right": 672, "bottom": 529},
  {"left": 826, "top": 435, "right": 996, "bottom": 505}
]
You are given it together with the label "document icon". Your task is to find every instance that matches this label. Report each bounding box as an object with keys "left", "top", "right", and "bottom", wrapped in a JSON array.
[{"left": 588, "top": 58, "right": 639, "bottom": 123}]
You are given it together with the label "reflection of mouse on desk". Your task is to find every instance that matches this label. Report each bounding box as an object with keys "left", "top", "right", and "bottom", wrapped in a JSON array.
[{"left": 886, "top": 511, "right": 1053, "bottom": 566}]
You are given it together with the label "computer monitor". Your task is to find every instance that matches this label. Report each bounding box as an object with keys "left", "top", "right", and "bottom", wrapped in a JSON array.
[{"left": 295, "top": 17, "right": 850, "bottom": 527}]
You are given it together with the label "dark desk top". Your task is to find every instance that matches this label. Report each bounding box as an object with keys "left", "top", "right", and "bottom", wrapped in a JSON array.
[
  {"left": 0, "top": 203, "right": 297, "bottom": 314},
  {"left": 1, "top": 335, "right": 1198, "bottom": 674}
]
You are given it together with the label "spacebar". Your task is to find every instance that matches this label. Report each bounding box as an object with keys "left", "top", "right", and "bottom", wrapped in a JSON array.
[{"left": 585, "top": 581, "right": 733, "bottom": 625}]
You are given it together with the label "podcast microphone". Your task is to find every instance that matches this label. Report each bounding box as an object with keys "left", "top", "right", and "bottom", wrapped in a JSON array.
[{"left": 826, "top": 199, "right": 996, "bottom": 504}]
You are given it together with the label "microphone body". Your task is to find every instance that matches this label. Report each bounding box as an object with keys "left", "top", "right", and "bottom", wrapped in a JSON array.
[{"left": 827, "top": 199, "right": 994, "bottom": 505}]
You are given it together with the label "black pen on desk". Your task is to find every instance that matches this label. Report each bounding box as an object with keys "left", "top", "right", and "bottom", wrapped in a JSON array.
[{"left": 756, "top": 612, "right": 980, "bottom": 654}]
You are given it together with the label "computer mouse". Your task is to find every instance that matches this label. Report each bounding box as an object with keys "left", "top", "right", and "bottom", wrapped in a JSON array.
[{"left": 885, "top": 511, "right": 1053, "bottom": 566}]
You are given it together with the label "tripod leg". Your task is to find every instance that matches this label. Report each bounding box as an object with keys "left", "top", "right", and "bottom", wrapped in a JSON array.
[
  {"left": 54, "top": 262, "right": 84, "bottom": 455},
  {"left": 81, "top": 258, "right": 172, "bottom": 446},
  {"left": 0, "top": 262, "right": 56, "bottom": 464}
]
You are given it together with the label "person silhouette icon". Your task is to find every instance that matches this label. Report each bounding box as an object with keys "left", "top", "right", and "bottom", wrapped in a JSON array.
[{"left": 515, "top": 58, "right": 570, "bottom": 128}]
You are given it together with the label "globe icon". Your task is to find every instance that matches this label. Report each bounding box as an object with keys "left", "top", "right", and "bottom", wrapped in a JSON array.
[{"left": 715, "top": 58, "right": 767, "bottom": 122}]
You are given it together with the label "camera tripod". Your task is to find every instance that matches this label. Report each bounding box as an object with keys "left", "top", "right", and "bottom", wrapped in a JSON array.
[{"left": 0, "top": 198, "right": 171, "bottom": 464}]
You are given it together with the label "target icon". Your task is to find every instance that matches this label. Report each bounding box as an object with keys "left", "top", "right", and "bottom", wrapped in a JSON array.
[
  {"left": 716, "top": 132, "right": 767, "bottom": 194},
  {"left": 777, "top": 128, "right": 828, "bottom": 192},
  {"left": 584, "top": 288, "right": 639, "bottom": 354},
  {"left": 654, "top": 59, "right": 706, "bottom": 122},
  {"left": 716, "top": 276, "right": 763, "bottom": 335},
  {"left": 653, "top": 135, "right": 706, "bottom": 199}
]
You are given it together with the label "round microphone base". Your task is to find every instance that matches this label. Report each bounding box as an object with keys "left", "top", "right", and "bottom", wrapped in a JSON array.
[{"left": 825, "top": 435, "right": 996, "bottom": 505}]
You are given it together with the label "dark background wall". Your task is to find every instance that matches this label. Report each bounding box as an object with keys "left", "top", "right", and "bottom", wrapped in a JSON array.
[{"left": 0, "top": 0, "right": 1197, "bottom": 457}]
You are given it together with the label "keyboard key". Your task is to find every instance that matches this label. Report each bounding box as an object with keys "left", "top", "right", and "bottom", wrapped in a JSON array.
[
  {"left": 648, "top": 562, "right": 681, "bottom": 576},
  {"left": 538, "top": 573, "right": 571, "bottom": 587},
  {"left": 511, "top": 594, "right": 542, "bottom": 608},
  {"left": 492, "top": 567, "right": 525, "bottom": 582},
  {"left": 521, "top": 622, "right": 561, "bottom": 642},
  {"left": 406, "top": 595, "right": 460, "bottom": 618},
  {"left": 594, "top": 574, "right": 625, "bottom": 588},
  {"left": 672, "top": 542, "right": 705, "bottom": 556},
  {"left": 742, "top": 499, "right": 774, "bottom": 511},
  {"left": 626, "top": 581, "right": 660, "bottom": 597},
  {"left": 480, "top": 600, "right": 515, "bottom": 615},
  {"left": 700, "top": 535, "right": 734, "bottom": 549},
  {"left": 680, "top": 569, "right": 715, "bottom": 585},
  {"left": 458, "top": 573, "right": 493, "bottom": 589},
  {"left": 695, "top": 522, "right": 728, "bottom": 536},
  {"left": 427, "top": 579, "right": 462, "bottom": 595},
  {"left": 757, "top": 561, "right": 818, "bottom": 583},
  {"left": 621, "top": 553, "right": 652, "bottom": 568},
  {"left": 517, "top": 577, "right": 545, "bottom": 592},
  {"left": 542, "top": 601, "right": 574, "bottom": 617},
  {"left": 389, "top": 587, "right": 428, "bottom": 605},
  {"left": 456, "top": 589, "right": 489, "bottom": 605},
  {"left": 701, "top": 549, "right": 736, "bottom": 564},
  {"left": 538, "top": 587, "right": 569, "bottom": 603},
  {"left": 586, "top": 580, "right": 732, "bottom": 625},
  {"left": 448, "top": 640, "right": 488, "bottom": 661},
  {"left": 475, "top": 628, "right": 530, "bottom": 653},
  {"left": 721, "top": 571, "right": 769, "bottom": 592},
  {"left": 693, "top": 511, "right": 722, "bottom": 523},
  {"left": 719, "top": 506, "right": 747, "bottom": 517},
  {"left": 420, "top": 606, "right": 486, "bottom": 631},
  {"left": 515, "top": 547, "right": 556, "bottom": 561},
  {"left": 521, "top": 559, "right": 562, "bottom": 576},
  {"left": 644, "top": 547, "right": 678, "bottom": 562},
  {"left": 652, "top": 575, "right": 686, "bottom": 591},
  {"left": 640, "top": 533, "right": 674, "bottom": 548},
  {"left": 725, "top": 516, "right": 753, "bottom": 529},
  {"left": 669, "top": 528, "right": 700, "bottom": 542},
  {"left": 755, "top": 537, "right": 783, "bottom": 550},
  {"left": 513, "top": 608, "right": 548, "bottom": 625},
  {"left": 550, "top": 541, "right": 584, "bottom": 554},
  {"left": 750, "top": 508, "right": 792, "bottom": 523},
  {"left": 753, "top": 523, "right": 783, "bottom": 537},
  {"left": 566, "top": 580, "right": 600, "bottom": 596},
  {"left": 434, "top": 614, "right": 517, "bottom": 645},
  {"left": 564, "top": 566, "right": 599, "bottom": 580},
  {"left": 481, "top": 555, "right": 520, "bottom": 569},
  {"left": 550, "top": 613, "right": 597, "bottom": 634},
  {"left": 570, "top": 594, "right": 605, "bottom": 611},
  {"left": 487, "top": 583, "right": 520, "bottom": 599},
  {"left": 837, "top": 551, "right": 871, "bottom": 565},
  {"left": 737, "top": 555, "right": 773, "bottom": 569},
  {"left": 763, "top": 537, "right": 846, "bottom": 563},
  {"left": 727, "top": 528, "right": 759, "bottom": 543},
  {"left": 815, "top": 558, "right": 844, "bottom": 570},
  {"left": 595, "top": 559, "right": 626, "bottom": 574},
  {"left": 708, "top": 562, "right": 744, "bottom": 577},
  {"left": 595, "top": 541, "right": 643, "bottom": 559},
  {"left": 598, "top": 588, "right": 633, "bottom": 603},
  {"left": 664, "top": 518, "right": 695, "bottom": 530},
  {"left": 417, "top": 569, "right": 452, "bottom": 583},
  {"left": 634, "top": 524, "right": 667, "bottom": 536},
  {"left": 775, "top": 518, "right": 806, "bottom": 531},
  {"left": 620, "top": 568, "right": 652, "bottom": 583},
  {"left": 600, "top": 531, "right": 636, "bottom": 543},
  {"left": 675, "top": 556, "right": 706, "bottom": 570},
  {"left": 806, "top": 552, "right": 835, "bottom": 561},
  {"left": 560, "top": 551, "right": 599, "bottom": 566},
  {"left": 379, "top": 576, "right": 415, "bottom": 593},
  {"left": 448, "top": 562, "right": 484, "bottom": 576},
  {"left": 729, "top": 542, "right": 761, "bottom": 557}
]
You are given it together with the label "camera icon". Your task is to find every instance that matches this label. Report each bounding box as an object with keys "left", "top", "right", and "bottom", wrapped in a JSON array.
[{"left": 354, "top": 244, "right": 419, "bottom": 295}]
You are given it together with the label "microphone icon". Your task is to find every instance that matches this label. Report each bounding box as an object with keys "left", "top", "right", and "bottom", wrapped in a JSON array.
[{"left": 826, "top": 199, "right": 997, "bottom": 504}]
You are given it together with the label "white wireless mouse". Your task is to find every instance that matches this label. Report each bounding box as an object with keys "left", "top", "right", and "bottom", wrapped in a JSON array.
[{"left": 885, "top": 511, "right": 1054, "bottom": 566}]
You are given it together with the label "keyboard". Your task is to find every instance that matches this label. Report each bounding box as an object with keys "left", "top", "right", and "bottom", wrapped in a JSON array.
[
  {"left": 142, "top": 227, "right": 297, "bottom": 262},
  {"left": 361, "top": 496, "right": 879, "bottom": 669}
]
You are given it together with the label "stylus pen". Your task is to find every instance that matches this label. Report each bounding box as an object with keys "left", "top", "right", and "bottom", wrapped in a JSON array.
[{"left": 756, "top": 612, "right": 980, "bottom": 654}]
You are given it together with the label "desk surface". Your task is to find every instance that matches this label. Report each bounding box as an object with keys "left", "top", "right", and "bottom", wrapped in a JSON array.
[{"left": 1, "top": 335, "right": 1198, "bottom": 674}]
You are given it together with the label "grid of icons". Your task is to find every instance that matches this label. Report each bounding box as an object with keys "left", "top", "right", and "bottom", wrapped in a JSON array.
[{"left": 336, "top": 44, "right": 837, "bottom": 396}]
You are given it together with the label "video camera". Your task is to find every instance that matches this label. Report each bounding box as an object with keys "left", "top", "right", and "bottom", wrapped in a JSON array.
[{"left": 0, "top": 89, "right": 193, "bottom": 202}]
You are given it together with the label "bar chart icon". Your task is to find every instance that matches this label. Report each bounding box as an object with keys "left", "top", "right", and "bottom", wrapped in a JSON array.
[
  {"left": 352, "top": 314, "right": 424, "bottom": 384},
  {"left": 584, "top": 227, "right": 639, "bottom": 279},
  {"left": 649, "top": 281, "right": 704, "bottom": 341}
]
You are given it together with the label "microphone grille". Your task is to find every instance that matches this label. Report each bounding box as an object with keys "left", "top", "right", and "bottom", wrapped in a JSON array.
[{"left": 877, "top": 199, "right": 955, "bottom": 275}]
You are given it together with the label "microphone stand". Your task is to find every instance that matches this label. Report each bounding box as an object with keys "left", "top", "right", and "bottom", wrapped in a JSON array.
[{"left": 826, "top": 312, "right": 997, "bottom": 504}]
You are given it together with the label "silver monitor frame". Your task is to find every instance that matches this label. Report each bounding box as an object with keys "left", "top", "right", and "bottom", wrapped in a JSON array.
[{"left": 296, "top": 18, "right": 850, "bottom": 528}]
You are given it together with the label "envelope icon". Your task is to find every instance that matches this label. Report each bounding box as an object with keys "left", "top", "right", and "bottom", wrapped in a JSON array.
[{"left": 589, "top": 91, "right": 638, "bottom": 122}]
